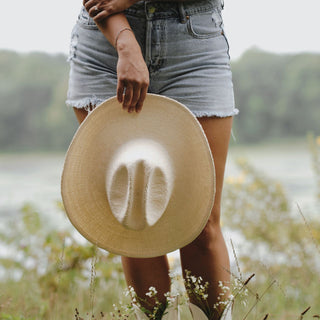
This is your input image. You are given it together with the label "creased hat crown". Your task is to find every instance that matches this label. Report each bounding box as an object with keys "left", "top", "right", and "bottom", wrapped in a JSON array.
[{"left": 106, "top": 139, "right": 174, "bottom": 231}]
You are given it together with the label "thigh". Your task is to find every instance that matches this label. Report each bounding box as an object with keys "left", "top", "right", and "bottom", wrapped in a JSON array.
[
  {"left": 73, "top": 107, "right": 89, "bottom": 124},
  {"left": 66, "top": 11, "right": 118, "bottom": 108},
  {"left": 198, "top": 116, "right": 233, "bottom": 221}
]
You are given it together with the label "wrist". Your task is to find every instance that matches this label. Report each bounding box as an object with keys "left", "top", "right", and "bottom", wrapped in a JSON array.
[
  {"left": 115, "top": 27, "right": 134, "bottom": 48},
  {"left": 116, "top": 30, "right": 140, "bottom": 54}
]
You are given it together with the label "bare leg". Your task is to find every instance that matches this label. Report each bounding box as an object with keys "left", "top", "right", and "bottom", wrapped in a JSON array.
[
  {"left": 73, "top": 107, "right": 89, "bottom": 124},
  {"left": 121, "top": 256, "right": 171, "bottom": 309},
  {"left": 180, "top": 116, "right": 233, "bottom": 319}
]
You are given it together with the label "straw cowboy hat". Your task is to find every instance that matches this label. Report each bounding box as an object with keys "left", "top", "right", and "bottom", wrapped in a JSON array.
[{"left": 61, "top": 94, "right": 215, "bottom": 258}]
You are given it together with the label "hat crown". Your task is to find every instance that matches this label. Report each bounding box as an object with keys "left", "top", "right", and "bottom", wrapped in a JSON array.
[{"left": 106, "top": 139, "right": 174, "bottom": 231}]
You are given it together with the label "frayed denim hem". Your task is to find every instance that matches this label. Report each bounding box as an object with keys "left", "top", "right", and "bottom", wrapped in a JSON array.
[
  {"left": 66, "top": 97, "right": 239, "bottom": 118},
  {"left": 193, "top": 108, "right": 239, "bottom": 118},
  {"left": 65, "top": 97, "right": 105, "bottom": 112}
]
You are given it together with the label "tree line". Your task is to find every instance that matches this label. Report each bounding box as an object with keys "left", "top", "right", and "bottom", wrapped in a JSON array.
[
  {"left": 0, "top": 48, "right": 319, "bottom": 152},
  {"left": 232, "top": 49, "right": 320, "bottom": 143}
]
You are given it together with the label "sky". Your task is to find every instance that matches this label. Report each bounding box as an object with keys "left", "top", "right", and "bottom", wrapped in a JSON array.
[{"left": 1, "top": 0, "right": 320, "bottom": 60}]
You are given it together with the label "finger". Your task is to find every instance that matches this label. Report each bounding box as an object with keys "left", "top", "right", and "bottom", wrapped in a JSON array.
[
  {"left": 117, "top": 80, "right": 125, "bottom": 104},
  {"left": 88, "top": 5, "right": 101, "bottom": 17},
  {"left": 130, "top": 83, "right": 141, "bottom": 110},
  {"left": 123, "top": 84, "right": 133, "bottom": 111},
  {"left": 93, "top": 10, "right": 111, "bottom": 22},
  {"left": 83, "top": 0, "right": 95, "bottom": 10},
  {"left": 135, "top": 84, "right": 148, "bottom": 113}
]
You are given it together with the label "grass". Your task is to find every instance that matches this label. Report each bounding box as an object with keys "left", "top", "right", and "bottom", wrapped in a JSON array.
[{"left": 0, "top": 136, "right": 320, "bottom": 319}]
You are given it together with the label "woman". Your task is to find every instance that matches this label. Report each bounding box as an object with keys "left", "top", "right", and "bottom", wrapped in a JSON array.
[{"left": 66, "top": 0, "right": 238, "bottom": 319}]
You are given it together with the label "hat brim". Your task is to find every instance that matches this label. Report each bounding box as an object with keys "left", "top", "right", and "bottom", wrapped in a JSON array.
[{"left": 61, "top": 94, "right": 215, "bottom": 258}]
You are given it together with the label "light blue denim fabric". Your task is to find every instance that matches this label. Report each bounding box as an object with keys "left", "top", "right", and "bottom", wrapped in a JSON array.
[{"left": 66, "top": 0, "right": 238, "bottom": 117}]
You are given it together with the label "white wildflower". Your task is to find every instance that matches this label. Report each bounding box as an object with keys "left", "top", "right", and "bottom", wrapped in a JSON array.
[{"left": 149, "top": 286, "right": 158, "bottom": 296}]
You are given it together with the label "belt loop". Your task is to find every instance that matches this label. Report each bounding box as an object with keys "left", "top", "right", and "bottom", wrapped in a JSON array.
[
  {"left": 178, "top": 3, "right": 188, "bottom": 24},
  {"left": 144, "top": 1, "right": 148, "bottom": 18},
  {"left": 144, "top": 0, "right": 152, "bottom": 20}
]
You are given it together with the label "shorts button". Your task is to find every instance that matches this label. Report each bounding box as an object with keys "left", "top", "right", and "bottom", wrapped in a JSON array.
[{"left": 148, "top": 6, "right": 156, "bottom": 14}]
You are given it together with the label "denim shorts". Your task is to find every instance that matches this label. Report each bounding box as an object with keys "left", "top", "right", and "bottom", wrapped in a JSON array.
[{"left": 66, "top": 0, "right": 238, "bottom": 118}]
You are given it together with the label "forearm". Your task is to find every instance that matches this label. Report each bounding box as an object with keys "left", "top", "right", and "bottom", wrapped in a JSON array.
[
  {"left": 82, "top": 0, "right": 149, "bottom": 113},
  {"left": 95, "top": 13, "right": 133, "bottom": 49},
  {"left": 93, "top": 13, "right": 149, "bottom": 113}
]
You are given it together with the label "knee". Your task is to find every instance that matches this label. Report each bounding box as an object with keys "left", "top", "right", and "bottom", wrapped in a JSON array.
[{"left": 190, "top": 214, "right": 222, "bottom": 253}]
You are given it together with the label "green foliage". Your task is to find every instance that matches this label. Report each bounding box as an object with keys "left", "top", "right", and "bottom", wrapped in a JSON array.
[
  {"left": 0, "top": 203, "right": 126, "bottom": 320},
  {"left": 231, "top": 49, "right": 320, "bottom": 143},
  {"left": 0, "top": 50, "right": 77, "bottom": 152},
  {"left": 1, "top": 162, "right": 319, "bottom": 319},
  {"left": 222, "top": 152, "right": 320, "bottom": 317},
  {"left": 0, "top": 314, "right": 34, "bottom": 320},
  {"left": 1, "top": 138, "right": 320, "bottom": 318}
]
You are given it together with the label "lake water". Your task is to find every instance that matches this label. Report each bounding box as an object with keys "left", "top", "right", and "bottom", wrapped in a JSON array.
[
  {"left": 227, "top": 142, "right": 319, "bottom": 215},
  {"left": 0, "top": 142, "right": 319, "bottom": 234}
]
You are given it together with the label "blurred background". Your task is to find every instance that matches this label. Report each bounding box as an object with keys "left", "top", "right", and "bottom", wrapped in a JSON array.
[{"left": 0, "top": 0, "right": 320, "bottom": 319}]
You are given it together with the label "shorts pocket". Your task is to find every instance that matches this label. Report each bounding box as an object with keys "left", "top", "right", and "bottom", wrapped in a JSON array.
[
  {"left": 187, "top": 8, "right": 224, "bottom": 39},
  {"left": 77, "top": 6, "right": 99, "bottom": 30}
]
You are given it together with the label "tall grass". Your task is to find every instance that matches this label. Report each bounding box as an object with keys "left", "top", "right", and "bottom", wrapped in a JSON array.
[{"left": 0, "top": 136, "right": 319, "bottom": 319}]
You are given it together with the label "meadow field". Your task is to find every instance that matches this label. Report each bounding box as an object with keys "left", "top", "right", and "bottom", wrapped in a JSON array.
[{"left": 1, "top": 136, "right": 319, "bottom": 320}]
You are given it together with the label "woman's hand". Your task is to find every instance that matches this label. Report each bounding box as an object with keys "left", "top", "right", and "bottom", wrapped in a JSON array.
[
  {"left": 83, "top": 0, "right": 138, "bottom": 22},
  {"left": 116, "top": 31, "right": 149, "bottom": 113},
  {"left": 82, "top": 3, "right": 149, "bottom": 112}
]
